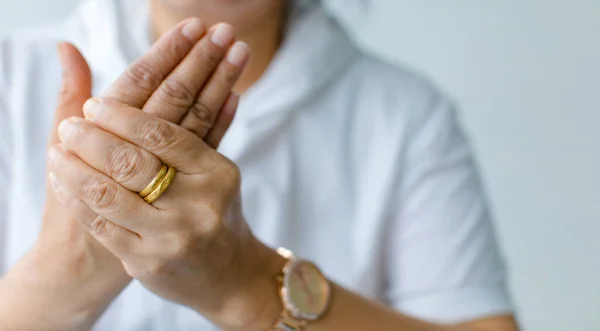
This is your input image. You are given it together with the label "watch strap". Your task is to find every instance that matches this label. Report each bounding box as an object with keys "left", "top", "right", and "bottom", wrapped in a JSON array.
[{"left": 271, "top": 311, "right": 306, "bottom": 331}]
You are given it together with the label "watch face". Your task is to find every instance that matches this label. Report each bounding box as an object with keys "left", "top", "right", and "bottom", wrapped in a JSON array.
[{"left": 285, "top": 261, "right": 330, "bottom": 320}]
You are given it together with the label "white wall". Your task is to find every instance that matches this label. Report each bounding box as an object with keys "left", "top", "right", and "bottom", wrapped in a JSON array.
[
  {"left": 0, "top": 0, "right": 78, "bottom": 29},
  {"left": 351, "top": 2, "right": 600, "bottom": 331},
  {"left": 0, "top": 1, "right": 598, "bottom": 331}
]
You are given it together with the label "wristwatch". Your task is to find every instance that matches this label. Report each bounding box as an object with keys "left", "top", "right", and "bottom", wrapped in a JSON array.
[{"left": 271, "top": 248, "right": 332, "bottom": 331}]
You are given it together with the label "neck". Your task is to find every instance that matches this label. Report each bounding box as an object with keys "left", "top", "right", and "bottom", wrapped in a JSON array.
[{"left": 149, "top": 1, "right": 287, "bottom": 94}]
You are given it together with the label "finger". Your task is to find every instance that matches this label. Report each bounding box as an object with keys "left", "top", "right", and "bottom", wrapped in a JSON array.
[
  {"left": 204, "top": 93, "right": 239, "bottom": 149},
  {"left": 57, "top": 117, "right": 163, "bottom": 192},
  {"left": 48, "top": 145, "right": 164, "bottom": 235},
  {"left": 50, "top": 42, "right": 92, "bottom": 147},
  {"left": 48, "top": 171, "right": 140, "bottom": 261},
  {"left": 143, "top": 23, "right": 235, "bottom": 124},
  {"left": 179, "top": 41, "right": 249, "bottom": 138},
  {"left": 102, "top": 18, "right": 206, "bottom": 108},
  {"left": 44, "top": 42, "right": 93, "bottom": 232},
  {"left": 83, "top": 98, "right": 215, "bottom": 174}
]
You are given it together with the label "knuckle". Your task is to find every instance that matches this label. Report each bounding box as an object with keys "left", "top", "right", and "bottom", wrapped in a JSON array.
[
  {"left": 106, "top": 145, "right": 145, "bottom": 183},
  {"left": 124, "top": 60, "right": 161, "bottom": 93},
  {"left": 200, "top": 46, "right": 222, "bottom": 69},
  {"left": 221, "top": 160, "right": 242, "bottom": 189},
  {"left": 138, "top": 120, "right": 177, "bottom": 150},
  {"left": 165, "top": 36, "right": 193, "bottom": 61},
  {"left": 83, "top": 177, "right": 119, "bottom": 211},
  {"left": 159, "top": 78, "right": 197, "bottom": 107},
  {"left": 198, "top": 201, "right": 224, "bottom": 233},
  {"left": 188, "top": 100, "right": 214, "bottom": 128},
  {"left": 164, "top": 235, "right": 189, "bottom": 260},
  {"left": 88, "top": 216, "right": 113, "bottom": 238},
  {"left": 217, "top": 65, "right": 240, "bottom": 88}
]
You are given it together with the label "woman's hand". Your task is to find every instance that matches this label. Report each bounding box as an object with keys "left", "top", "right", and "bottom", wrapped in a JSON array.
[
  {"left": 1, "top": 18, "right": 251, "bottom": 331},
  {"left": 0, "top": 41, "right": 128, "bottom": 331},
  {"left": 49, "top": 97, "right": 285, "bottom": 329}
]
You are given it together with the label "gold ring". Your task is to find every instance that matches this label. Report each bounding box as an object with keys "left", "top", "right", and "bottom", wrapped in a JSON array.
[
  {"left": 143, "top": 166, "right": 177, "bottom": 204},
  {"left": 139, "top": 165, "right": 168, "bottom": 198}
]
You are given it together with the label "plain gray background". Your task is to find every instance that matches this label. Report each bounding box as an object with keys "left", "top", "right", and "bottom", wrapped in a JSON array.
[{"left": 0, "top": 1, "right": 598, "bottom": 330}]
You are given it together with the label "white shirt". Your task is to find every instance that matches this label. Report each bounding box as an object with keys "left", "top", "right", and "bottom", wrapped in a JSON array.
[{"left": 0, "top": 0, "right": 514, "bottom": 329}]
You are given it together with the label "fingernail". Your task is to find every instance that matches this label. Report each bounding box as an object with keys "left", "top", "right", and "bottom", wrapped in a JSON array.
[
  {"left": 83, "top": 97, "right": 101, "bottom": 120},
  {"left": 49, "top": 172, "right": 62, "bottom": 192},
  {"left": 58, "top": 118, "right": 78, "bottom": 142},
  {"left": 182, "top": 18, "right": 205, "bottom": 41},
  {"left": 211, "top": 23, "right": 234, "bottom": 48},
  {"left": 226, "top": 41, "right": 250, "bottom": 68}
]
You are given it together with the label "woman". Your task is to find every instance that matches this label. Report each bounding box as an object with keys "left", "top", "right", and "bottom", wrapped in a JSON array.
[{"left": 0, "top": 0, "right": 519, "bottom": 330}]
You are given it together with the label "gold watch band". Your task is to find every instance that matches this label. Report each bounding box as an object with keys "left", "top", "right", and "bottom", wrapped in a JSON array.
[{"left": 271, "top": 311, "right": 306, "bottom": 331}]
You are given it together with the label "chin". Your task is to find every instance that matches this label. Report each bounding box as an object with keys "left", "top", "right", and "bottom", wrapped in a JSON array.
[{"left": 156, "top": 0, "right": 283, "bottom": 24}]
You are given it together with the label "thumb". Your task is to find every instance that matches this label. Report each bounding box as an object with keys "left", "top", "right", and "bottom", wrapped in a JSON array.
[
  {"left": 49, "top": 42, "right": 92, "bottom": 146},
  {"left": 43, "top": 43, "right": 92, "bottom": 232}
]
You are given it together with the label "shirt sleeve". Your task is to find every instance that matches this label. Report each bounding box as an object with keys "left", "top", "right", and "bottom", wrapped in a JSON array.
[{"left": 385, "top": 93, "right": 514, "bottom": 323}]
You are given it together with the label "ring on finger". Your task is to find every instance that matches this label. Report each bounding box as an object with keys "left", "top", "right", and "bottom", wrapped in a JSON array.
[
  {"left": 139, "top": 165, "right": 177, "bottom": 204},
  {"left": 139, "top": 165, "right": 168, "bottom": 197}
]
